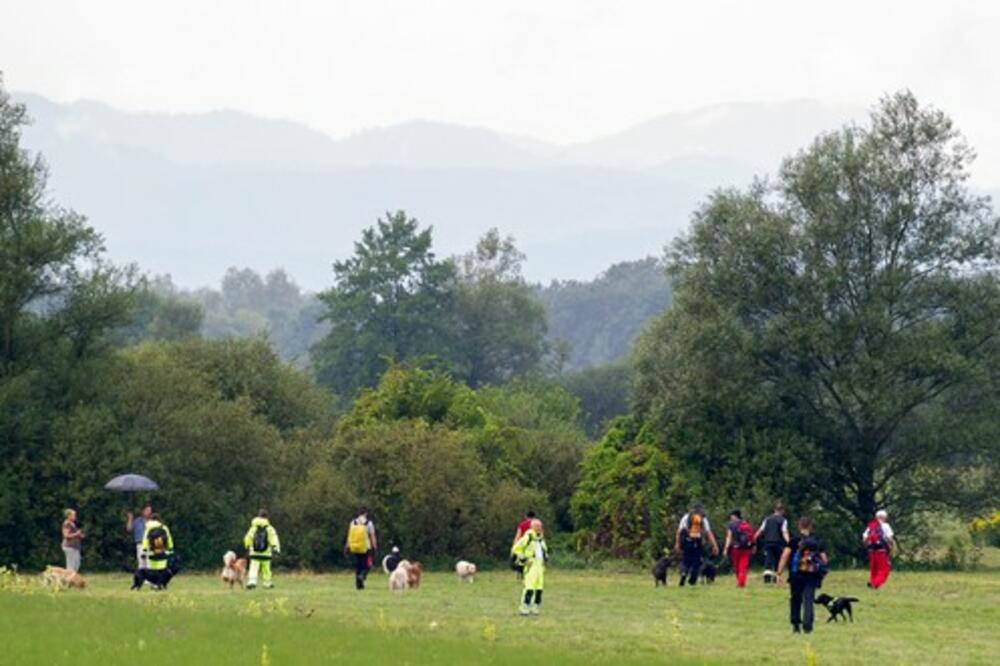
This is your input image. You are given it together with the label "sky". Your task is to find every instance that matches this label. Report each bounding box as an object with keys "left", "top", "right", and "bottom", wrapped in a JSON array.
[{"left": 2, "top": 1, "right": 1000, "bottom": 184}]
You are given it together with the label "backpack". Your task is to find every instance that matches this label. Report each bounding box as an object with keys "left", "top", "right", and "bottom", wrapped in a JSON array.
[
  {"left": 148, "top": 526, "right": 167, "bottom": 555},
  {"left": 687, "top": 513, "right": 703, "bottom": 540},
  {"left": 791, "top": 537, "right": 822, "bottom": 575},
  {"left": 347, "top": 521, "right": 369, "bottom": 554},
  {"left": 732, "top": 520, "right": 754, "bottom": 550},
  {"left": 866, "top": 520, "right": 888, "bottom": 550},
  {"left": 252, "top": 525, "right": 269, "bottom": 553}
]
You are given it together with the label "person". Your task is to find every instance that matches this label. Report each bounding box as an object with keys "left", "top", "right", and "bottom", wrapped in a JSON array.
[
  {"left": 511, "top": 510, "right": 536, "bottom": 578},
  {"left": 61, "top": 509, "right": 84, "bottom": 572},
  {"left": 755, "top": 503, "right": 790, "bottom": 584},
  {"left": 674, "top": 503, "right": 719, "bottom": 586},
  {"left": 776, "top": 516, "right": 828, "bottom": 634},
  {"left": 131, "top": 512, "right": 175, "bottom": 590},
  {"left": 863, "top": 509, "right": 895, "bottom": 589},
  {"left": 244, "top": 509, "right": 281, "bottom": 589},
  {"left": 512, "top": 518, "right": 548, "bottom": 616},
  {"left": 126, "top": 504, "right": 153, "bottom": 571},
  {"left": 345, "top": 507, "right": 377, "bottom": 590},
  {"left": 723, "top": 509, "right": 755, "bottom": 588}
]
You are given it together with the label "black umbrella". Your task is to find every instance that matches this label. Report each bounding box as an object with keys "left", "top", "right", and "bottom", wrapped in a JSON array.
[{"left": 105, "top": 474, "right": 159, "bottom": 492}]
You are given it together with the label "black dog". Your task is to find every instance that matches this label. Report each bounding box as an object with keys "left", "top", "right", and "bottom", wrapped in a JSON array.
[
  {"left": 652, "top": 556, "right": 674, "bottom": 586},
  {"left": 700, "top": 560, "right": 718, "bottom": 584},
  {"left": 816, "top": 594, "right": 859, "bottom": 623}
]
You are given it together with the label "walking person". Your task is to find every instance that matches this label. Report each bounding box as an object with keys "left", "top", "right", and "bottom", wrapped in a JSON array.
[
  {"left": 755, "top": 503, "right": 790, "bottom": 584},
  {"left": 776, "top": 516, "right": 828, "bottom": 634},
  {"left": 126, "top": 503, "right": 153, "bottom": 571},
  {"left": 345, "top": 507, "right": 377, "bottom": 590},
  {"left": 512, "top": 518, "right": 548, "bottom": 616},
  {"left": 511, "top": 510, "right": 536, "bottom": 578},
  {"left": 674, "top": 503, "right": 719, "bottom": 586},
  {"left": 723, "top": 509, "right": 755, "bottom": 588},
  {"left": 61, "top": 509, "right": 84, "bottom": 572},
  {"left": 863, "top": 510, "right": 895, "bottom": 589},
  {"left": 244, "top": 509, "right": 281, "bottom": 589}
]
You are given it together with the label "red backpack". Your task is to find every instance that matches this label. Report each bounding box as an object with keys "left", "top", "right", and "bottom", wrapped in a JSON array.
[
  {"left": 735, "top": 520, "right": 755, "bottom": 549},
  {"left": 865, "top": 520, "right": 887, "bottom": 550}
]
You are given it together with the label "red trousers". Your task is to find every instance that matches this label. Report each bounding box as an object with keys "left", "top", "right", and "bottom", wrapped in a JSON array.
[
  {"left": 731, "top": 548, "right": 751, "bottom": 587},
  {"left": 868, "top": 549, "right": 891, "bottom": 588}
]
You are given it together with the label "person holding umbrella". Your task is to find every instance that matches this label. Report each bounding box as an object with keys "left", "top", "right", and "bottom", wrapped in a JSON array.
[{"left": 126, "top": 503, "right": 153, "bottom": 570}]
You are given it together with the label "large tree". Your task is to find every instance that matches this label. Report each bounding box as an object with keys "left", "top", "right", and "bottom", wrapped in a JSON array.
[
  {"left": 635, "top": 91, "right": 1000, "bottom": 524},
  {"left": 311, "top": 211, "right": 458, "bottom": 397},
  {"left": 453, "top": 229, "right": 549, "bottom": 387}
]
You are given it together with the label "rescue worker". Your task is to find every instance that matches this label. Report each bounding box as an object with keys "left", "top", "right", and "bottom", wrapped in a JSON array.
[
  {"left": 512, "top": 518, "right": 549, "bottom": 616},
  {"left": 132, "top": 512, "right": 175, "bottom": 590},
  {"left": 244, "top": 509, "right": 281, "bottom": 589}
]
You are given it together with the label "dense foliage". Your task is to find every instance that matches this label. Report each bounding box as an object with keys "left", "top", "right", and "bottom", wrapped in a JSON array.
[{"left": 631, "top": 92, "right": 1000, "bottom": 538}]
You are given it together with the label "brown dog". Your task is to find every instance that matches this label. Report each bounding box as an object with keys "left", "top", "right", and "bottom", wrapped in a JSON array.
[
  {"left": 221, "top": 551, "right": 248, "bottom": 589},
  {"left": 406, "top": 561, "right": 423, "bottom": 589},
  {"left": 43, "top": 565, "right": 87, "bottom": 589}
]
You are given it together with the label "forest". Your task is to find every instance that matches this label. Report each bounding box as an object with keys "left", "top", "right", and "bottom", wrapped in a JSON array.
[{"left": 2, "top": 76, "right": 998, "bottom": 571}]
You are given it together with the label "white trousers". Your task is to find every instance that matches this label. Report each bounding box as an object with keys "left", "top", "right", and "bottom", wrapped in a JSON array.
[{"left": 63, "top": 547, "right": 81, "bottom": 572}]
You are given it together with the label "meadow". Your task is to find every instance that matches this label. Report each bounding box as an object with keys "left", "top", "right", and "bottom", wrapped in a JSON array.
[{"left": 2, "top": 560, "right": 999, "bottom": 665}]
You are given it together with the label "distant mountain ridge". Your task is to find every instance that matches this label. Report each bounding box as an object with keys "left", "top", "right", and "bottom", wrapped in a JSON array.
[{"left": 14, "top": 92, "right": 869, "bottom": 289}]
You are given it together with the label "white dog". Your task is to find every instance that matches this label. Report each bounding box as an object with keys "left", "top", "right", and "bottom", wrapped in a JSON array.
[
  {"left": 455, "top": 560, "right": 477, "bottom": 583},
  {"left": 389, "top": 559, "right": 411, "bottom": 591}
]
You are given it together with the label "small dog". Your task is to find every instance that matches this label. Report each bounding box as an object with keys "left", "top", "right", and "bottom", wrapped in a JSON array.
[
  {"left": 221, "top": 550, "right": 247, "bottom": 589},
  {"left": 406, "top": 561, "right": 423, "bottom": 589},
  {"left": 456, "top": 560, "right": 477, "bottom": 583},
  {"left": 383, "top": 546, "right": 402, "bottom": 575},
  {"left": 43, "top": 565, "right": 87, "bottom": 589},
  {"left": 389, "top": 559, "right": 411, "bottom": 591},
  {"left": 652, "top": 555, "right": 674, "bottom": 586},
  {"left": 700, "top": 560, "right": 718, "bottom": 584},
  {"left": 816, "top": 594, "right": 860, "bottom": 623}
]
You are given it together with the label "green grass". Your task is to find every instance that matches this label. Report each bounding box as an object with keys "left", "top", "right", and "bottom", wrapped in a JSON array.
[{"left": 2, "top": 564, "right": 998, "bottom": 665}]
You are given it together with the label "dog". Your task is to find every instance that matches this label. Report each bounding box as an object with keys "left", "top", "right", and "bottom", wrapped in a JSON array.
[
  {"left": 389, "top": 559, "right": 411, "bottom": 591},
  {"left": 816, "top": 594, "right": 860, "bottom": 623},
  {"left": 700, "top": 560, "right": 718, "bottom": 584},
  {"left": 406, "top": 561, "right": 423, "bottom": 589},
  {"left": 652, "top": 555, "right": 674, "bottom": 586},
  {"left": 221, "top": 550, "right": 247, "bottom": 589},
  {"left": 456, "top": 560, "right": 477, "bottom": 583},
  {"left": 382, "top": 546, "right": 402, "bottom": 575},
  {"left": 43, "top": 565, "right": 87, "bottom": 589}
]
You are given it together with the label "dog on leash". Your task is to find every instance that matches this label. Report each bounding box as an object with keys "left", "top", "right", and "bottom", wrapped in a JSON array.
[
  {"left": 816, "top": 594, "right": 860, "bottom": 623},
  {"left": 456, "top": 560, "right": 477, "bottom": 583},
  {"left": 700, "top": 560, "right": 718, "bottom": 584},
  {"left": 652, "top": 554, "right": 675, "bottom": 586},
  {"left": 43, "top": 566, "right": 87, "bottom": 589},
  {"left": 221, "top": 550, "right": 247, "bottom": 589}
]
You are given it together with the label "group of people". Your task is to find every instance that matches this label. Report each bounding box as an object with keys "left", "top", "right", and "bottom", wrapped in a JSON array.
[
  {"left": 672, "top": 502, "right": 898, "bottom": 634},
  {"left": 60, "top": 501, "right": 896, "bottom": 629}
]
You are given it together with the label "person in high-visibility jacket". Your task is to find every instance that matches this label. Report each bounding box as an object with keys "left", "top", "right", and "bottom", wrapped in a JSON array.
[
  {"left": 244, "top": 509, "right": 280, "bottom": 589},
  {"left": 511, "top": 518, "right": 548, "bottom": 616},
  {"left": 131, "top": 513, "right": 175, "bottom": 590}
]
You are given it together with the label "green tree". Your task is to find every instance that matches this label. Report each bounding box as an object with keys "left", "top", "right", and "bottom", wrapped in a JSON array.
[
  {"left": 311, "top": 211, "right": 457, "bottom": 397},
  {"left": 0, "top": 76, "right": 138, "bottom": 567},
  {"left": 559, "top": 361, "right": 634, "bottom": 437},
  {"left": 635, "top": 91, "right": 1000, "bottom": 525},
  {"left": 453, "top": 229, "right": 549, "bottom": 387},
  {"left": 570, "top": 416, "right": 687, "bottom": 559}
]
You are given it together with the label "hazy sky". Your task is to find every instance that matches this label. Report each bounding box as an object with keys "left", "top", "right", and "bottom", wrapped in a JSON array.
[{"left": 3, "top": 1, "right": 1000, "bottom": 183}]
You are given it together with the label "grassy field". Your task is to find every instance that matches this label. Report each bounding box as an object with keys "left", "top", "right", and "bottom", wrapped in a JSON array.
[{"left": 2, "top": 562, "right": 998, "bottom": 665}]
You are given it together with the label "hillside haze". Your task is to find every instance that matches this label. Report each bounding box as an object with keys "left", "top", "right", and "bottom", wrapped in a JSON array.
[{"left": 16, "top": 93, "right": 865, "bottom": 289}]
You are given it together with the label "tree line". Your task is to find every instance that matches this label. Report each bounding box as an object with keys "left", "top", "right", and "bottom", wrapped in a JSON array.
[{"left": 1, "top": 75, "right": 997, "bottom": 571}]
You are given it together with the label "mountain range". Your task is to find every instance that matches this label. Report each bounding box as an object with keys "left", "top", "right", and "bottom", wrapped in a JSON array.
[{"left": 16, "top": 92, "right": 869, "bottom": 289}]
